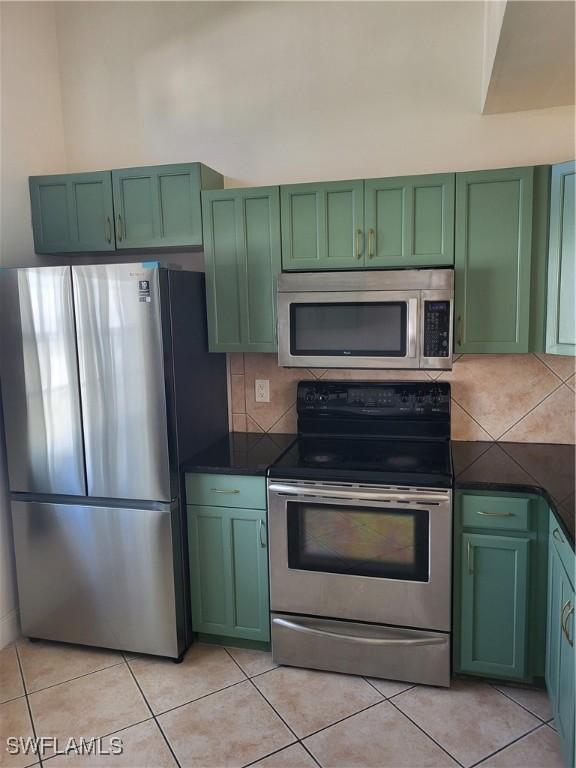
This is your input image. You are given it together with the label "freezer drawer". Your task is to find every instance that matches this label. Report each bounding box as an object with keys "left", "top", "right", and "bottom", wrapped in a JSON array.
[
  {"left": 271, "top": 613, "right": 451, "bottom": 687},
  {"left": 0, "top": 267, "right": 86, "bottom": 495},
  {"left": 12, "top": 499, "right": 180, "bottom": 657}
]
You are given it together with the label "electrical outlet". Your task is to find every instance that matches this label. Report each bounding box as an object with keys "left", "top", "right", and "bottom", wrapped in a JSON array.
[{"left": 255, "top": 379, "right": 270, "bottom": 403}]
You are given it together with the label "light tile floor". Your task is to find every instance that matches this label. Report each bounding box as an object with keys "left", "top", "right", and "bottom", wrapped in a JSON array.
[{"left": 0, "top": 639, "right": 564, "bottom": 768}]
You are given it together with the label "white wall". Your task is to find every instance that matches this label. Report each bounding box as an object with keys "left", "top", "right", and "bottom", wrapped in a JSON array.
[
  {"left": 0, "top": 1, "right": 69, "bottom": 645},
  {"left": 0, "top": 2, "right": 68, "bottom": 267},
  {"left": 55, "top": 1, "right": 574, "bottom": 186}
]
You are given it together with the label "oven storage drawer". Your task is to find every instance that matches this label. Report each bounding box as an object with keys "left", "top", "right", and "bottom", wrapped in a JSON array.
[
  {"left": 461, "top": 493, "right": 530, "bottom": 532},
  {"left": 185, "top": 473, "right": 266, "bottom": 510},
  {"left": 271, "top": 613, "right": 451, "bottom": 687}
]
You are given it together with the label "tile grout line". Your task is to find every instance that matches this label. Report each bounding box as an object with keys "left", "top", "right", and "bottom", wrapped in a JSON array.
[
  {"left": 14, "top": 643, "right": 44, "bottom": 768},
  {"left": 488, "top": 683, "right": 552, "bottom": 725},
  {"left": 124, "top": 659, "right": 183, "bottom": 768},
  {"left": 387, "top": 697, "right": 467, "bottom": 768},
  {"left": 362, "top": 676, "right": 416, "bottom": 700},
  {"left": 467, "top": 720, "right": 549, "bottom": 768},
  {"left": 11, "top": 655, "right": 128, "bottom": 699},
  {"left": 448, "top": 391, "right": 499, "bottom": 442},
  {"left": 126, "top": 656, "right": 249, "bottom": 718},
  {"left": 40, "top": 716, "right": 155, "bottom": 764},
  {"left": 497, "top": 378, "right": 565, "bottom": 441},
  {"left": 533, "top": 353, "right": 574, "bottom": 384},
  {"left": 450, "top": 441, "right": 493, "bottom": 476}
]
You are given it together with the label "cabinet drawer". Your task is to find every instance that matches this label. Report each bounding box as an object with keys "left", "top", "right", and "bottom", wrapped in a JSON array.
[
  {"left": 549, "top": 512, "right": 574, "bottom": 589},
  {"left": 185, "top": 473, "right": 266, "bottom": 510},
  {"left": 461, "top": 494, "right": 530, "bottom": 532}
]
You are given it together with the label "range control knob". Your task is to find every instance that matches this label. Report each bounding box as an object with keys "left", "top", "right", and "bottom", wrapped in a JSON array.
[
  {"left": 400, "top": 390, "right": 410, "bottom": 404},
  {"left": 305, "top": 391, "right": 315, "bottom": 403}
]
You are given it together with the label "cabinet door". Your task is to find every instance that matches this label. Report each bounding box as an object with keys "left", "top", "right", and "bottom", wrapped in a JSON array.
[
  {"left": 112, "top": 163, "right": 215, "bottom": 249},
  {"left": 281, "top": 181, "right": 364, "bottom": 270},
  {"left": 455, "top": 167, "right": 534, "bottom": 352},
  {"left": 188, "top": 504, "right": 270, "bottom": 642},
  {"left": 203, "top": 187, "right": 281, "bottom": 352},
  {"left": 547, "top": 539, "right": 575, "bottom": 768},
  {"left": 29, "top": 172, "right": 114, "bottom": 253},
  {"left": 546, "top": 161, "right": 575, "bottom": 356},
  {"left": 364, "top": 174, "right": 454, "bottom": 267},
  {"left": 459, "top": 533, "right": 530, "bottom": 680},
  {"left": 556, "top": 564, "right": 575, "bottom": 768}
]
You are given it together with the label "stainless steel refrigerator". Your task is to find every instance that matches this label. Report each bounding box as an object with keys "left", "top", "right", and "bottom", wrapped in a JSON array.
[{"left": 0, "top": 263, "right": 228, "bottom": 658}]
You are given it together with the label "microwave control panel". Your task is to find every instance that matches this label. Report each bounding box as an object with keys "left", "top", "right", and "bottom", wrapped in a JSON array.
[{"left": 423, "top": 301, "right": 451, "bottom": 357}]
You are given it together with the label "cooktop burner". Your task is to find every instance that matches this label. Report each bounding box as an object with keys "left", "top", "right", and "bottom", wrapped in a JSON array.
[
  {"left": 269, "top": 436, "right": 452, "bottom": 487},
  {"left": 267, "top": 381, "right": 453, "bottom": 488}
]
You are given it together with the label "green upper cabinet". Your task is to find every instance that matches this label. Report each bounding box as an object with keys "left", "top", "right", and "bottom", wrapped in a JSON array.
[
  {"left": 455, "top": 167, "right": 534, "bottom": 353},
  {"left": 281, "top": 175, "right": 454, "bottom": 271},
  {"left": 364, "top": 174, "right": 454, "bottom": 267},
  {"left": 202, "top": 186, "right": 281, "bottom": 352},
  {"left": 112, "top": 163, "right": 222, "bottom": 249},
  {"left": 459, "top": 531, "right": 530, "bottom": 681},
  {"left": 546, "top": 161, "right": 575, "bottom": 356},
  {"left": 29, "top": 172, "right": 115, "bottom": 254},
  {"left": 281, "top": 180, "right": 364, "bottom": 270}
]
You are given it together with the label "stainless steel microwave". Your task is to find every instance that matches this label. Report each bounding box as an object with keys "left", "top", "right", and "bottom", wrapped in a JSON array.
[{"left": 277, "top": 269, "right": 454, "bottom": 369}]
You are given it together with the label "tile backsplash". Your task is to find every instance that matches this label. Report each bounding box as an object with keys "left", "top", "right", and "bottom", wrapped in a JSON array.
[{"left": 228, "top": 353, "right": 576, "bottom": 443}]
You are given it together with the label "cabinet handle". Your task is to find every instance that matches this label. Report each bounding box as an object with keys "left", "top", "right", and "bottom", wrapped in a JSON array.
[
  {"left": 368, "top": 228, "right": 375, "bottom": 259},
  {"left": 564, "top": 605, "right": 574, "bottom": 647},
  {"left": 117, "top": 214, "right": 123, "bottom": 242},
  {"left": 467, "top": 539, "right": 473, "bottom": 575},
  {"left": 457, "top": 315, "right": 463, "bottom": 347},
  {"left": 211, "top": 488, "right": 240, "bottom": 494},
  {"left": 477, "top": 510, "right": 514, "bottom": 518},
  {"left": 553, "top": 527, "right": 565, "bottom": 544},
  {"left": 259, "top": 519, "right": 267, "bottom": 548},
  {"left": 356, "top": 229, "right": 363, "bottom": 259},
  {"left": 561, "top": 600, "right": 574, "bottom": 647},
  {"left": 105, "top": 217, "right": 112, "bottom": 244}
]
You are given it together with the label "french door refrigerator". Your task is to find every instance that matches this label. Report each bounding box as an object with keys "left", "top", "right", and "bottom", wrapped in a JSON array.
[{"left": 0, "top": 263, "right": 228, "bottom": 658}]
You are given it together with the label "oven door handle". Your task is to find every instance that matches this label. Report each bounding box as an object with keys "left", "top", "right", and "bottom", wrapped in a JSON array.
[
  {"left": 272, "top": 618, "right": 446, "bottom": 647},
  {"left": 268, "top": 483, "right": 449, "bottom": 505}
]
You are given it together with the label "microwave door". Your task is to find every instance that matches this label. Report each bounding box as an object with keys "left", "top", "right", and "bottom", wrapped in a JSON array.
[{"left": 277, "top": 290, "right": 419, "bottom": 369}]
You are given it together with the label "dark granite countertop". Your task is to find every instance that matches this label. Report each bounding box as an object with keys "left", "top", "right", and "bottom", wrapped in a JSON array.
[
  {"left": 182, "top": 434, "right": 574, "bottom": 547},
  {"left": 181, "top": 432, "right": 296, "bottom": 477},
  {"left": 453, "top": 441, "right": 574, "bottom": 548}
]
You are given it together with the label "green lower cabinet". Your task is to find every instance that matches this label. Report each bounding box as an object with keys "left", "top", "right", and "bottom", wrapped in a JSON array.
[
  {"left": 202, "top": 187, "right": 281, "bottom": 352},
  {"left": 546, "top": 517, "right": 575, "bottom": 768},
  {"left": 459, "top": 532, "right": 530, "bottom": 681},
  {"left": 455, "top": 166, "right": 534, "bottom": 353},
  {"left": 187, "top": 503, "right": 270, "bottom": 642},
  {"left": 546, "top": 161, "right": 575, "bottom": 356},
  {"left": 29, "top": 172, "right": 115, "bottom": 253}
]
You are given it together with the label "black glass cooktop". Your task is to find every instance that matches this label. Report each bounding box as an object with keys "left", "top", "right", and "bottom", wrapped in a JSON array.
[{"left": 268, "top": 436, "right": 452, "bottom": 488}]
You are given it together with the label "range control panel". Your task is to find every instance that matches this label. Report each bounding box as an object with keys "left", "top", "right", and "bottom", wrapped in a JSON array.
[
  {"left": 423, "top": 300, "right": 451, "bottom": 358},
  {"left": 297, "top": 381, "right": 451, "bottom": 416}
]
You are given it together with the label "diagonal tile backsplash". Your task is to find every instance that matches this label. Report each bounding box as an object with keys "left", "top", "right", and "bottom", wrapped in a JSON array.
[{"left": 228, "top": 353, "right": 576, "bottom": 443}]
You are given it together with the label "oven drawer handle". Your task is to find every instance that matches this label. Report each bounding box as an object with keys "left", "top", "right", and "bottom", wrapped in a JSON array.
[
  {"left": 268, "top": 483, "right": 449, "bottom": 505},
  {"left": 272, "top": 618, "right": 447, "bottom": 647}
]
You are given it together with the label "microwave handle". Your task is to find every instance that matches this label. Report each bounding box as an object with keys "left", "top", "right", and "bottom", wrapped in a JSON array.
[{"left": 407, "top": 298, "right": 418, "bottom": 359}]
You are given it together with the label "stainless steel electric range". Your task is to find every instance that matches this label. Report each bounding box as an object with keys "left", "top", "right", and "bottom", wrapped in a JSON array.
[{"left": 267, "top": 380, "right": 453, "bottom": 687}]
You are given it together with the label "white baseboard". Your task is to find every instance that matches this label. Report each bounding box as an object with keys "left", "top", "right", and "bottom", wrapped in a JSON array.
[{"left": 0, "top": 608, "right": 20, "bottom": 649}]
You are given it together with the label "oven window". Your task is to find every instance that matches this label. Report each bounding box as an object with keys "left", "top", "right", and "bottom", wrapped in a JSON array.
[
  {"left": 287, "top": 502, "right": 429, "bottom": 581},
  {"left": 290, "top": 302, "right": 407, "bottom": 357}
]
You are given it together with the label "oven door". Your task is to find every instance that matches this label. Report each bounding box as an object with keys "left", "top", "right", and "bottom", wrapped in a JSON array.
[
  {"left": 277, "top": 290, "right": 419, "bottom": 368},
  {"left": 268, "top": 480, "right": 452, "bottom": 632}
]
